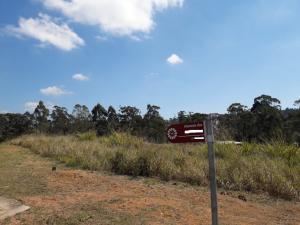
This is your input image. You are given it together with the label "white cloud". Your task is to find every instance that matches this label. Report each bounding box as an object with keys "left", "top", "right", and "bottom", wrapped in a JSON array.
[
  {"left": 25, "top": 102, "right": 39, "bottom": 112},
  {"left": 40, "top": 86, "right": 72, "bottom": 96},
  {"left": 25, "top": 101, "right": 55, "bottom": 112},
  {"left": 167, "top": 54, "right": 183, "bottom": 65},
  {"left": 42, "top": 0, "right": 184, "bottom": 36},
  {"left": 7, "top": 13, "right": 84, "bottom": 51},
  {"left": 72, "top": 73, "right": 89, "bottom": 81}
]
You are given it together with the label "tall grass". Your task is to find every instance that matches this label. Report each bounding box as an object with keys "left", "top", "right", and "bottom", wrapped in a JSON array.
[{"left": 11, "top": 133, "right": 300, "bottom": 200}]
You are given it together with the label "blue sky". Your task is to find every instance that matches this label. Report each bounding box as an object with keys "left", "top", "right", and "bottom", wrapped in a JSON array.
[{"left": 0, "top": 0, "right": 300, "bottom": 118}]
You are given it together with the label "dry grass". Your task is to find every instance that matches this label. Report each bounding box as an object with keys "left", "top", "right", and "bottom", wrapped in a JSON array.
[
  {"left": 1, "top": 144, "right": 300, "bottom": 225},
  {"left": 11, "top": 133, "right": 300, "bottom": 200},
  {"left": 0, "top": 144, "right": 51, "bottom": 199}
]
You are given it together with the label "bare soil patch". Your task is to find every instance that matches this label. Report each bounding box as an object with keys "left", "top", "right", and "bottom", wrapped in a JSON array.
[{"left": 0, "top": 145, "right": 299, "bottom": 225}]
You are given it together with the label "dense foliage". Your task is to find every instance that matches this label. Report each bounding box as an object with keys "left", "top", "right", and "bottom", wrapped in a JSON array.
[
  {"left": 1, "top": 94, "right": 300, "bottom": 144},
  {"left": 219, "top": 95, "right": 300, "bottom": 144}
]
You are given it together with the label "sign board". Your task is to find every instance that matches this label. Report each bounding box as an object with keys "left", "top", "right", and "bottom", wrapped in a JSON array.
[
  {"left": 166, "top": 122, "right": 205, "bottom": 143},
  {"left": 166, "top": 120, "right": 218, "bottom": 225}
]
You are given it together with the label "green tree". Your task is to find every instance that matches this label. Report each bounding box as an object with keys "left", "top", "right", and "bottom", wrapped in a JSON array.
[
  {"left": 23, "top": 111, "right": 34, "bottom": 131},
  {"left": 107, "top": 106, "right": 119, "bottom": 132},
  {"left": 0, "top": 113, "right": 32, "bottom": 142},
  {"left": 226, "top": 103, "right": 251, "bottom": 141},
  {"left": 0, "top": 114, "right": 8, "bottom": 142},
  {"left": 294, "top": 99, "right": 300, "bottom": 108},
  {"left": 235, "top": 111, "right": 256, "bottom": 141},
  {"left": 51, "top": 106, "right": 70, "bottom": 134},
  {"left": 72, "top": 104, "right": 91, "bottom": 132},
  {"left": 251, "top": 95, "right": 283, "bottom": 141},
  {"left": 92, "top": 103, "right": 109, "bottom": 136},
  {"left": 177, "top": 111, "right": 188, "bottom": 123},
  {"left": 143, "top": 105, "right": 166, "bottom": 142},
  {"left": 119, "top": 106, "right": 143, "bottom": 135},
  {"left": 175, "top": 111, "right": 207, "bottom": 123},
  {"left": 33, "top": 101, "right": 49, "bottom": 133},
  {"left": 284, "top": 99, "right": 300, "bottom": 145},
  {"left": 188, "top": 112, "right": 207, "bottom": 122},
  {"left": 227, "top": 103, "right": 248, "bottom": 115}
]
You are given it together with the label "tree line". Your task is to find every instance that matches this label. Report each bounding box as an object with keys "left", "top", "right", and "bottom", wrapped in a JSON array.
[
  {"left": 0, "top": 94, "right": 300, "bottom": 145},
  {"left": 0, "top": 103, "right": 166, "bottom": 143},
  {"left": 219, "top": 95, "right": 300, "bottom": 144}
]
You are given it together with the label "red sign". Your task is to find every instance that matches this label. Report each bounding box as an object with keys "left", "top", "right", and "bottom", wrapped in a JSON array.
[{"left": 166, "top": 122, "right": 205, "bottom": 143}]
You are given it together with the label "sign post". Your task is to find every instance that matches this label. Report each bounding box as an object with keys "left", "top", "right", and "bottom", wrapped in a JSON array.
[
  {"left": 166, "top": 119, "right": 218, "bottom": 225},
  {"left": 205, "top": 118, "right": 218, "bottom": 225}
]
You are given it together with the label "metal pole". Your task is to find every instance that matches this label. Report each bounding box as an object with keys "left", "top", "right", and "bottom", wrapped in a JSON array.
[{"left": 205, "top": 118, "right": 218, "bottom": 225}]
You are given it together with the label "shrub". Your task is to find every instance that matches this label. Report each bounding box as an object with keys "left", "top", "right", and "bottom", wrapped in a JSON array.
[
  {"left": 75, "top": 131, "right": 97, "bottom": 141},
  {"left": 11, "top": 134, "right": 300, "bottom": 200}
]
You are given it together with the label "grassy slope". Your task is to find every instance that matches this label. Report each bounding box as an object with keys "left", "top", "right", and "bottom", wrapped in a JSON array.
[
  {"left": 0, "top": 145, "right": 51, "bottom": 198},
  {"left": 1, "top": 144, "right": 300, "bottom": 225},
  {"left": 11, "top": 133, "right": 300, "bottom": 200},
  {"left": 0, "top": 145, "right": 156, "bottom": 225}
]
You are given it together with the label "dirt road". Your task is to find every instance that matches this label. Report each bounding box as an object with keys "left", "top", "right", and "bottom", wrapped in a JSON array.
[{"left": 0, "top": 145, "right": 299, "bottom": 225}]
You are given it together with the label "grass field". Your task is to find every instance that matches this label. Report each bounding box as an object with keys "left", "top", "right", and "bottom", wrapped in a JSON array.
[
  {"left": 1, "top": 144, "right": 300, "bottom": 225},
  {"left": 11, "top": 133, "right": 300, "bottom": 201}
]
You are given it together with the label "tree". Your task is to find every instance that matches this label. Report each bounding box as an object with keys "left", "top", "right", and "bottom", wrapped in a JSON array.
[
  {"left": 119, "top": 106, "right": 143, "bottom": 135},
  {"left": 235, "top": 111, "right": 256, "bottom": 141},
  {"left": 188, "top": 112, "right": 207, "bottom": 122},
  {"left": 107, "top": 106, "right": 119, "bottom": 132},
  {"left": 143, "top": 105, "right": 166, "bottom": 142},
  {"left": 23, "top": 111, "right": 34, "bottom": 132},
  {"left": 92, "top": 103, "right": 109, "bottom": 136},
  {"left": 252, "top": 95, "right": 281, "bottom": 112},
  {"left": 0, "top": 113, "right": 32, "bottom": 142},
  {"left": 224, "top": 103, "right": 250, "bottom": 141},
  {"left": 283, "top": 99, "right": 300, "bottom": 145},
  {"left": 33, "top": 101, "right": 49, "bottom": 133},
  {"left": 227, "top": 103, "right": 248, "bottom": 115},
  {"left": 144, "top": 105, "right": 160, "bottom": 120},
  {"left": 294, "top": 99, "right": 300, "bottom": 108},
  {"left": 0, "top": 114, "right": 8, "bottom": 142},
  {"left": 72, "top": 104, "right": 91, "bottom": 132},
  {"left": 284, "top": 111, "right": 300, "bottom": 145},
  {"left": 51, "top": 106, "right": 70, "bottom": 134},
  {"left": 177, "top": 111, "right": 188, "bottom": 123},
  {"left": 251, "top": 95, "right": 283, "bottom": 141}
]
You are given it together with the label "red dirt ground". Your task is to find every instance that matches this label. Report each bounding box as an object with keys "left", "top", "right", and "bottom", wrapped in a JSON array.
[{"left": 1, "top": 146, "right": 300, "bottom": 225}]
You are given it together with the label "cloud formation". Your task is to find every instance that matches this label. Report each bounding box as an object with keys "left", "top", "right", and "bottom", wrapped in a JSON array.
[
  {"left": 7, "top": 13, "right": 84, "bottom": 51},
  {"left": 25, "top": 101, "right": 54, "bottom": 112},
  {"left": 72, "top": 73, "right": 89, "bottom": 81},
  {"left": 40, "top": 86, "right": 72, "bottom": 96},
  {"left": 42, "top": 0, "right": 184, "bottom": 36},
  {"left": 167, "top": 54, "right": 183, "bottom": 65}
]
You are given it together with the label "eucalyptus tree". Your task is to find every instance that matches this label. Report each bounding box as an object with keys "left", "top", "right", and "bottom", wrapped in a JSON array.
[
  {"left": 92, "top": 103, "right": 109, "bottom": 136},
  {"left": 107, "top": 106, "right": 119, "bottom": 132},
  {"left": 143, "top": 105, "right": 166, "bottom": 143},
  {"left": 119, "top": 106, "right": 143, "bottom": 135},
  {"left": 51, "top": 106, "right": 70, "bottom": 134},
  {"left": 33, "top": 101, "right": 49, "bottom": 133},
  {"left": 251, "top": 95, "right": 283, "bottom": 141},
  {"left": 72, "top": 104, "right": 92, "bottom": 132}
]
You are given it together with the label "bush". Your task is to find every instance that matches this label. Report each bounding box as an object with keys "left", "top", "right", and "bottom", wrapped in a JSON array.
[
  {"left": 11, "top": 134, "right": 300, "bottom": 200},
  {"left": 75, "top": 131, "right": 97, "bottom": 141}
]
